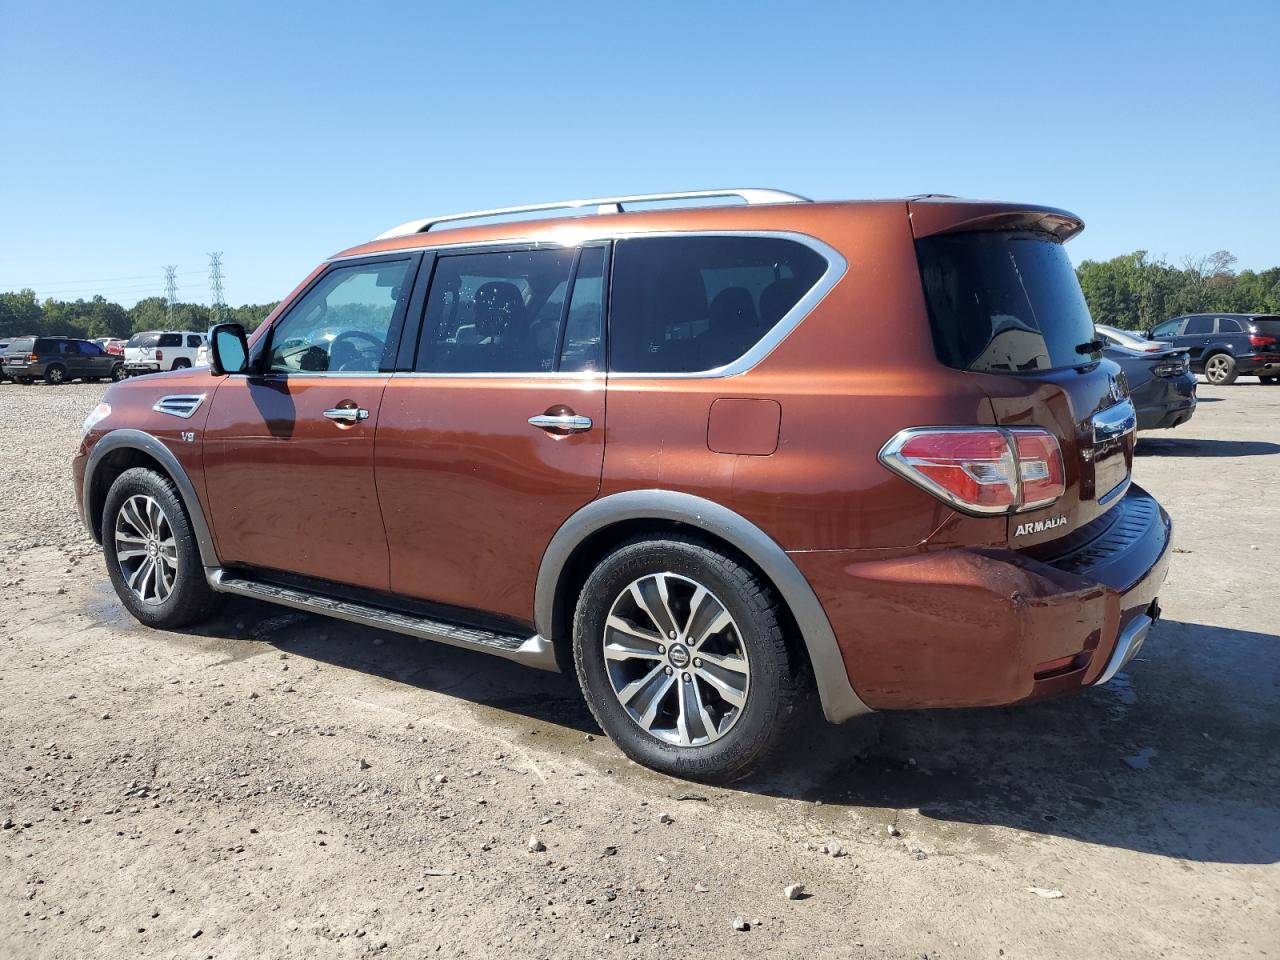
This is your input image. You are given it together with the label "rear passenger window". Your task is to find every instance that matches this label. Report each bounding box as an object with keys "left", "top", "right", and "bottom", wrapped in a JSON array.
[
  {"left": 1184, "top": 316, "right": 1213, "bottom": 335},
  {"left": 416, "top": 248, "right": 577, "bottom": 373},
  {"left": 608, "top": 236, "right": 826, "bottom": 374}
]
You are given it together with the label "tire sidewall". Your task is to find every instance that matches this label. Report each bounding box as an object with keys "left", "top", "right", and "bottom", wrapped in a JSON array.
[
  {"left": 573, "top": 539, "right": 790, "bottom": 782},
  {"left": 102, "top": 468, "right": 206, "bottom": 628}
]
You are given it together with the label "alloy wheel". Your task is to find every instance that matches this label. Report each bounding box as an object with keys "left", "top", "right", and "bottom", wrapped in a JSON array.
[
  {"left": 602, "top": 572, "right": 750, "bottom": 746},
  {"left": 113, "top": 494, "right": 178, "bottom": 605},
  {"left": 1205, "top": 355, "right": 1230, "bottom": 383},
  {"left": 48, "top": 367, "right": 65, "bottom": 384}
]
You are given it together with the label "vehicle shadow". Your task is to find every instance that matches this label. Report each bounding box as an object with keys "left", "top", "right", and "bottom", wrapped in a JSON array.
[
  {"left": 744, "top": 618, "right": 1280, "bottom": 865},
  {"left": 191, "top": 603, "right": 1279, "bottom": 865},
  {"left": 1136, "top": 437, "right": 1280, "bottom": 457}
]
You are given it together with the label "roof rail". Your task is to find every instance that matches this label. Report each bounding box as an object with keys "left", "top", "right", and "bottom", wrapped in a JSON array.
[{"left": 374, "top": 188, "right": 810, "bottom": 240}]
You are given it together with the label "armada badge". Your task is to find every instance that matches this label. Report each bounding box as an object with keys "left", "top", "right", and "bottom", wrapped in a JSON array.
[{"left": 1015, "top": 516, "right": 1068, "bottom": 537}]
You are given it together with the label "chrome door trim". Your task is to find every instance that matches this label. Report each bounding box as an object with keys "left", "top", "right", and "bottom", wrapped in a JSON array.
[{"left": 323, "top": 407, "right": 370, "bottom": 423}]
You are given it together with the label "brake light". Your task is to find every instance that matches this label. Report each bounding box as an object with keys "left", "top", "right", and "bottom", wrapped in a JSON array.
[
  {"left": 28, "top": 353, "right": 38, "bottom": 362},
  {"left": 155, "top": 349, "right": 164, "bottom": 361},
  {"left": 1249, "top": 333, "right": 1277, "bottom": 349},
  {"left": 879, "top": 427, "right": 1066, "bottom": 516}
]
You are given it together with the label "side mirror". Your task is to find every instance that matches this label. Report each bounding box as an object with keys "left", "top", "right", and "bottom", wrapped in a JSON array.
[{"left": 209, "top": 323, "right": 249, "bottom": 376}]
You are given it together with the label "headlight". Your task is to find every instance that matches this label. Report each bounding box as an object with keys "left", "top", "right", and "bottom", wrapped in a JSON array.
[{"left": 82, "top": 402, "right": 111, "bottom": 437}]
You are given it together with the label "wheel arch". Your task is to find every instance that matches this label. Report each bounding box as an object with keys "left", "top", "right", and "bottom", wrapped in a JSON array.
[
  {"left": 535, "top": 490, "right": 871, "bottom": 723},
  {"left": 83, "top": 429, "right": 219, "bottom": 567}
]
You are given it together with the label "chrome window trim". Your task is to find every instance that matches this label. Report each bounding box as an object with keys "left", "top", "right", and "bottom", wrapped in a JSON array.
[
  {"left": 389, "top": 370, "right": 604, "bottom": 381},
  {"left": 329, "top": 230, "right": 846, "bottom": 381}
]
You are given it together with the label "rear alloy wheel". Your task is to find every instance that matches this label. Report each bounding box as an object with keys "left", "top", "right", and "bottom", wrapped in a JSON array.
[
  {"left": 573, "top": 536, "right": 807, "bottom": 784},
  {"left": 1203, "top": 353, "right": 1238, "bottom": 385},
  {"left": 44, "top": 364, "right": 67, "bottom": 385},
  {"left": 103, "top": 468, "right": 221, "bottom": 629}
]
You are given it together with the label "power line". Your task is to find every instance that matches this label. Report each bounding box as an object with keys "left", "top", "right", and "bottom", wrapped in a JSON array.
[
  {"left": 163, "top": 266, "right": 178, "bottom": 326},
  {"left": 208, "top": 252, "right": 225, "bottom": 323},
  {"left": 0, "top": 270, "right": 204, "bottom": 288}
]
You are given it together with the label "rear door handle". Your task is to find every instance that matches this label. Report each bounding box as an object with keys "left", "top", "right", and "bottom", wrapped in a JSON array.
[
  {"left": 528, "top": 414, "right": 593, "bottom": 434},
  {"left": 323, "top": 407, "right": 369, "bottom": 423}
]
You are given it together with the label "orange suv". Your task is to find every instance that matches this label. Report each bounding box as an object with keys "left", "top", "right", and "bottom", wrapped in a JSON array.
[{"left": 73, "top": 189, "right": 1171, "bottom": 783}]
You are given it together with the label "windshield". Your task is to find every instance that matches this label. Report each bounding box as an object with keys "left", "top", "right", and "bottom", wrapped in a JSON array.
[{"left": 917, "top": 231, "right": 1101, "bottom": 373}]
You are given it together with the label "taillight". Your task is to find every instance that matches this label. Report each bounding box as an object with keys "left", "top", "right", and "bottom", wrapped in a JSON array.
[
  {"left": 155, "top": 349, "right": 164, "bottom": 361},
  {"left": 1249, "top": 333, "right": 1277, "bottom": 349},
  {"left": 28, "top": 353, "right": 38, "bottom": 362},
  {"left": 879, "top": 427, "right": 1066, "bottom": 516}
]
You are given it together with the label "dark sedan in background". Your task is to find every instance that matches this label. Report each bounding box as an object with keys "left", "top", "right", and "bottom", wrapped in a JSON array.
[{"left": 1098, "top": 324, "right": 1197, "bottom": 430}]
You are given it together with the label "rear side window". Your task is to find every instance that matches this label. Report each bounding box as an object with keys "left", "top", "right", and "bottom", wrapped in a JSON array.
[
  {"left": 416, "top": 248, "right": 577, "bottom": 373},
  {"left": 187, "top": 335, "right": 202, "bottom": 347},
  {"left": 917, "top": 231, "right": 1100, "bottom": 373},
  {"left": 608, "top": 235, "right": 826, "bottom": 374},
  {"left": 1216, "top": 317, "right": 1243, "bottom": 333}
]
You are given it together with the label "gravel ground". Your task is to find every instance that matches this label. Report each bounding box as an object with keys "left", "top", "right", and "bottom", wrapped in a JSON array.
[{"left": 1, "top": 379, "right": 1277, "bottom": 960}]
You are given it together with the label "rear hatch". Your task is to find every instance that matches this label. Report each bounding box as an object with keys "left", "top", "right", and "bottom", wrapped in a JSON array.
[
  {"left": 1250, "top": 317, "right": 1280, "bottom": 356},
  {"left": 125, "top": 332, "right": 160, "bottom": 364},
  {"left": 911, "top": 204, "right": 1135, "bottom": 548},
  {"left": 3, "top": 337, "right": 35, "bottom": 367}
]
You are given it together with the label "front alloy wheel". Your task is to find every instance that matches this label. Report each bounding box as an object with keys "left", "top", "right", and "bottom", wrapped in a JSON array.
[
  {"left": 113, "top": 494, "right": 179, "bottom": 604},
  {"left": 603, "top": 572, "right": 749, "bottom": 746}
]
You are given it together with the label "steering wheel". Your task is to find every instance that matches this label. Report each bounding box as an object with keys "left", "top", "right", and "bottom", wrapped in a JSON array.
[{"left": 328, "top": 329, "right": 385, "bottom": 372}]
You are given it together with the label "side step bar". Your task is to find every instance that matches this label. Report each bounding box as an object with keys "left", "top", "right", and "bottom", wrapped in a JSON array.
[{"left": 206, "top": 569, "right": 558, "bottom": 671}]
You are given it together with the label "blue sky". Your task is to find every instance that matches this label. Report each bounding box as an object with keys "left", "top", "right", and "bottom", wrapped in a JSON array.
[{"left": 2, "top": 0, "right": 1277, "bottom": 306}]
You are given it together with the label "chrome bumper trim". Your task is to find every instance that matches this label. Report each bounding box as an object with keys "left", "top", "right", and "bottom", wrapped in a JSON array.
[{"left": 1096, "top": 613, "right": 1154, "bottom": 685}]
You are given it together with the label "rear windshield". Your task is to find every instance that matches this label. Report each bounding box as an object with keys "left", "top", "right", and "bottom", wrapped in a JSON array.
[
  {"left": 5, "top": 338, "right": 33, "bottom": 354},
  {"left": 917, "top": 230, "right": 1100, "bottom": 373},
  {"left": 127, "top": 333, "right": 159, "bottom": 348},
  {"left": 1252, "top": 317, "right": 1280, "bottom": 337}
]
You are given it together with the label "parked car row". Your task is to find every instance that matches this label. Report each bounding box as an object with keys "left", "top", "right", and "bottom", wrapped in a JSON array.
[{"left": 0, "top": 331, "right": 208, "bottom": 384}]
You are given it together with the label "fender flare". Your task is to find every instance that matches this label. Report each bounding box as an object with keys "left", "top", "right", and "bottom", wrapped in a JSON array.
[
  {"left": 82, "top": 428, "right": 220, "bottom": 568},
  {"left": 534, "top": 490, "right": 872, "bottom": 722}
]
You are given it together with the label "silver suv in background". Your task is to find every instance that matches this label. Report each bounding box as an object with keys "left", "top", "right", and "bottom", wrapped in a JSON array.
[{"left": 122, "top": 331, "right": 209, "bottom": 377}]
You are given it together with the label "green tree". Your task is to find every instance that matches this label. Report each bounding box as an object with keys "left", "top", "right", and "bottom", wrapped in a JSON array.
[{"left": 0, "top": 289, "right": 43, "bottom": 337}]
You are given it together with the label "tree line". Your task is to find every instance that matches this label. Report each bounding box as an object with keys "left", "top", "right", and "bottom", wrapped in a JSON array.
[
  {"left": 0, "top": 290, "right": 279, "bottom": 341},
  {"left": 3, "top": 248, "right": 1279, "bottom": 341}
]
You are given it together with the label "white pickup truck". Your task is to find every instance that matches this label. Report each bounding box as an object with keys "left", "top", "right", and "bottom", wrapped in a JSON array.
[{"left": 122, "top": 331, "right": 208, "bottom": 376}]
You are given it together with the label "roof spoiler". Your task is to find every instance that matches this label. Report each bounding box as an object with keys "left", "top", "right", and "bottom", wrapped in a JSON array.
[{"left": 908, "top": 199, "right": 1084, "bottom": 242}]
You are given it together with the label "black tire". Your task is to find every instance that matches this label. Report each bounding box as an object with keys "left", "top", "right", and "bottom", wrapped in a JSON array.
[
  {"left": 572, "top": 535, "right": 808, "bottom": 784},
  {"left": 17, "top": 377, "right": 32, "bottom": 385},
  {"left": 111, "top": 364, "right": 127, "bottom": 381},
  {"left": 171, "top": 358, "right": 191, "bottom": 370},
  {"left": 102, "top": 467, "right": 222, "bottom": 629},
  {"left": 1203, "top": 352, "right": 1238, "bottom": 385},
  {"left": 44, "top": 364, "right": 67, "bottom": 385}
]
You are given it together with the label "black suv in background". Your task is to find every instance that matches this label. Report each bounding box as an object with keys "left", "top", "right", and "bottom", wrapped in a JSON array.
[
  {"left": 1148, "top": 313, "right": 1280, "bottom": 384},
  {"left": 0, "top": 336, "right": 125, "bottom": 384}
]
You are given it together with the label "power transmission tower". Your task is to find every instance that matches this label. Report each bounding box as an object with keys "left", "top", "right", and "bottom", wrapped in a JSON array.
[
  {"left": 163, "top": 266, "right": 178, "bottom": 326},
  {"left": 208, "top": 252, "right": 225, "bottom": 323}
]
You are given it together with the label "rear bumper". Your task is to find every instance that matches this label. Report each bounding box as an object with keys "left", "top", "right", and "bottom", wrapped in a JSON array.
[
  {"left": 792, "top": 485, "right": 1171, "bottom": 709},
  {"left": 124, "top": 362, "right": 162, "bottom": 374},
  {"left": 1133, "top": 375, "right": 1196, "bottom": 430},
  {"left": 1232, "top": 354, "right": 1280, "bottom": 375}
]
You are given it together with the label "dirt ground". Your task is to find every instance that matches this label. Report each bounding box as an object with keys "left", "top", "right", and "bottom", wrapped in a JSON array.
[{"left": 1, "top": 379, "right": 1277, "bottom": 960}]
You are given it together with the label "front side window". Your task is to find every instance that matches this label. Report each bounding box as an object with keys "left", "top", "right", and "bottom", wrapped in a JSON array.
[
  {"left": 268, "top": 259, "right": 412, "bottom": 374},
  {"left": 1151, "top": 319, "right": 1182, "bottom": 338},
  {"left": 1184, "top": 316, "right": 1214, "bottom": 335},
  {"left": 609, "top": 235, "right": 826, "bottom": 373},
  {"left": 415, "top": 248, "right": 577, "bottom": 373}
]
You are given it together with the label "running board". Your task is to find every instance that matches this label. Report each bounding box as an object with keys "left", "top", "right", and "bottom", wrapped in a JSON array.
[{"left": 206, "top": 569, "right": 558, "bottom": 671}]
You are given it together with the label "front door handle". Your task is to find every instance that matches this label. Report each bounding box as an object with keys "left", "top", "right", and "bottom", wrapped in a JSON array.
[
  {"left": 323, "top": 406, "right": 370, "bottom": 423},
  {"left": 528, "top": 413, "right": 593, "bottom": 434}
]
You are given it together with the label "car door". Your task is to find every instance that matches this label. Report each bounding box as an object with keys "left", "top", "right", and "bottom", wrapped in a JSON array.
[
  {"left": 1177, "top": 315, "right": 1215, "bottom": 361},
  {"left": 202, "top": 252, "right": 421, "bottom": 590},
  {"left": 375, "top": 244, "right": 608, "bottom": 625}
]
